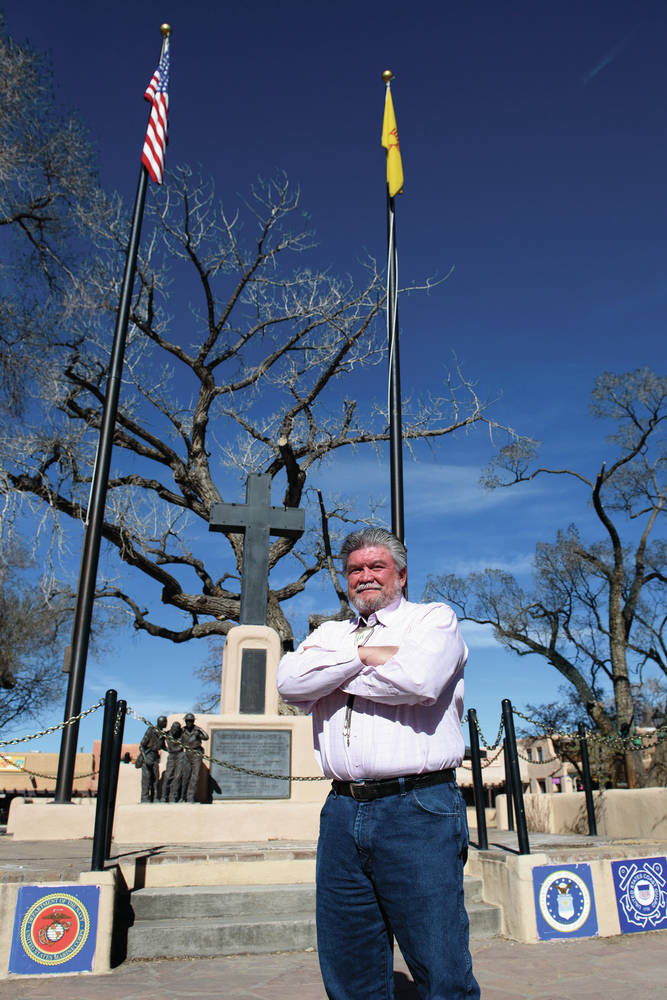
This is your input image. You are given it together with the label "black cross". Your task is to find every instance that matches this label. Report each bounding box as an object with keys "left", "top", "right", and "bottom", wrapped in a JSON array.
[{"left": 209, "top": 473, "right": 305, "bottom": 626}]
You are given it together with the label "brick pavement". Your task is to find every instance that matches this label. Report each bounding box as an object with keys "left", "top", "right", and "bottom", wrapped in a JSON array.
[{"left": 3, "top": 931, "right": 666, "bottom": 999}]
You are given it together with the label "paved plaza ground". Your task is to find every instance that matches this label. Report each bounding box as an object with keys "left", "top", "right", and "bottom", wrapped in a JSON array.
[{"left": 2, "top": 931, "right": 666, "bottom": 999}]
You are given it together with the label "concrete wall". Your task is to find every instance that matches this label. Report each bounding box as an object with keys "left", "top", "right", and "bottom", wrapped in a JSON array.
[
  {"left": 466, "top": 806, "right": 496, "bottom": 831},
  {"left": 518, "top": 788, "right": 667, "bottom": 839}
]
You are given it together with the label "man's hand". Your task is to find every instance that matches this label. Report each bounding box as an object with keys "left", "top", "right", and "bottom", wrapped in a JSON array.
[{"left": 357, "top": 645, "right": 399, "bottom": 666}]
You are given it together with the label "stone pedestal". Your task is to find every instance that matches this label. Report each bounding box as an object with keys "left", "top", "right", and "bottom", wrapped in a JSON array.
[{"left": 221, "top": 625, "right": 281, "bottom": 716}]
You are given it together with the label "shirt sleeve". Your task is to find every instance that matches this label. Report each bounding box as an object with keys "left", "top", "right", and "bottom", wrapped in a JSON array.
[
  {"left": 277, "top": 622, "right": 364, "bottom": 713},
  {"left": 341, "top": 603, "right": 467, "bottom": 706}
]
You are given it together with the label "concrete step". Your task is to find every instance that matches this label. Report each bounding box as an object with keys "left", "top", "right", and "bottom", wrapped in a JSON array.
[
  {"left": 466, "top": 900, "right": 502, "bottom": 939},
  {"left": 131, "top": 882, "right": 316, "bottom": 921},
  {"left": 126, "top": 878, "right": 501, "bottom": 958},
  {"left": 465, "top": 875, "right": 483, "bottom": 903},
  {"left": 127, "top": 914, "right": 317, "bottom": 959}
]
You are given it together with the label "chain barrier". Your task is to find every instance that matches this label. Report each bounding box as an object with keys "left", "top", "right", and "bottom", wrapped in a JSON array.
[
  {"left": 464, "top": 711, "right": 504, "bottom": 751},
  {"left": 5, "top": 696, "right": 663, "bottom": 788},
  {"left": 0, "top": 698, "right": 105, "bottom": 748},
  {"left": 516, "top": 747, "right": 561, "bottom": 765},
  {"left": 129, "top": 703, "right": 665, "bottom": 784},
  {"left": 0, "top": 752, "right": 96, "bottom": 781},
  {"left": 458, "top": 743, "right": 504, "bottom": 770},
  {"left": 511, "top": 706, "right": 667, "bottom": 752}
]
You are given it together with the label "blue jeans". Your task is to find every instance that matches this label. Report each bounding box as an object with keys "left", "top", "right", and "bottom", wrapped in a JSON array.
[{"left": 316, "top": 780, "right": 480, "bottom": 1000}]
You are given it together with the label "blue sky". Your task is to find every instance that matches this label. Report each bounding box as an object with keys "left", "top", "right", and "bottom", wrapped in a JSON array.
[{"left": 2, "top": 1, "right": 665, "bottom": 754}]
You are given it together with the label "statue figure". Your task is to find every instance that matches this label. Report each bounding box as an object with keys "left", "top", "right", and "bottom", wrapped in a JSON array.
[
  {"left": 180, "top": 712, "right": 209, "bottom": 803},
  {"left": 139, "top": 715, "right": 167, "bottom": 802},
  {"left": 162, "top": 720, "right": 184, "bottom": 802}
]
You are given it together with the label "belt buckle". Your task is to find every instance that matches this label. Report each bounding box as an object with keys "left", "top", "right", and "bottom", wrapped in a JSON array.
[{"left": 350, "top": 782, "right": 368, "bottom": 801}]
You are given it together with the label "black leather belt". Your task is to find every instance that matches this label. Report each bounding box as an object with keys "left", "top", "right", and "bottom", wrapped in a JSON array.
[{"left": 332, "top": 768, "right": 455, "bottom": 801}]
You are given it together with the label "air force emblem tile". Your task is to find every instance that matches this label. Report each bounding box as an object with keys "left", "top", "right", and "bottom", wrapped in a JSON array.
[
  {"left": 9, "top": 885, "right": 99, "bottom": 975},
  {"left": 532, "top": 864, "right": 598, "bottom": 940},
  {"left": 612, "top": 857, "right": 667, "bottom": 933}
]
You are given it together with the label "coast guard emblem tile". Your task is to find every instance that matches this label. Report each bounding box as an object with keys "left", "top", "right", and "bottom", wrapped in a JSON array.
[
  {"left": 611, "top": 857, "right": 667, "bottom": 933},
  {"left": 9, "top": 885, "right": 99, "bottom": 975},
  {"left": 532, "top": 864, "right": 598, "bottom": 940}
]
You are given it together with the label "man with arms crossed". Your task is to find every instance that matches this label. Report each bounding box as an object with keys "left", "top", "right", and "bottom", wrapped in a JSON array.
[{"left": 278, "top": 527, "right": 480, "bottom": 1000}]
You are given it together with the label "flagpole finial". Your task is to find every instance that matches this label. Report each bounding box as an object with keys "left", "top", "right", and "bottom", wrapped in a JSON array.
[
  {"left": 382, "top": 70, "right": 394, "bottom": 84},
  {"left": 160, "top": 23, "right": 172, "bottom": 37}
]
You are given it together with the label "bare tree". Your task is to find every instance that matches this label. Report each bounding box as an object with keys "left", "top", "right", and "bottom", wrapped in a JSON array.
[
  {"left": 1, "top": 160, "right": 509, "bottom": 652},
  {"left": 0, "top": 546, "right": 71, "bottom": 731},
  {"left": 427, "top": 369, "right": 666, "bottom": 786},
  {"left": 0, "top": 23, "right": 100, "bottom": 415},
  {"left": 517, "top": 697, "right": 622, "bottom": 788}
]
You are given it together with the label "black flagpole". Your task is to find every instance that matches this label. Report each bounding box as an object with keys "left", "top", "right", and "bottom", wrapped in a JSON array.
[
  {"left": 386, "top": 191, "right": 405, "bottom": 547},
  {"left": 54, "top": 163, "right": 149, "bottom": 803},
  {"left": 54, "top": 25, "right": 170, "bottom": 802}
]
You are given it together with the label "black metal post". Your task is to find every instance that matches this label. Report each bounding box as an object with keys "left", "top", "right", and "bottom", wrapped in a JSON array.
[
  {"left": 578, "top": 723, "right": 598, "bottom": 836},
  {"left": 386, "top": 193, "right": 405, "bottom": 547},
  {"left": 501, "top": 699, "right": 530, "bottom": 855},
  {"left": 503, "top": 739, "right": 514, "bottom": 832},
  {"left": 54, "top": 166, "right": 149, "bottom": 804},
  {"left": 105, "top": 699, "right": 127, "bottom": 859},
  {"left": 467, "top": 709, "right": 488, "bottom": 850},
  {"left": 91, "top": 689, "right": 118, "bottom": 871}
]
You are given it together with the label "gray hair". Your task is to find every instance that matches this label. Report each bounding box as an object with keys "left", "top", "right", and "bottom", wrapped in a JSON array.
[{"left": 340, "top": 527, "right": 407, "bottom": 578}]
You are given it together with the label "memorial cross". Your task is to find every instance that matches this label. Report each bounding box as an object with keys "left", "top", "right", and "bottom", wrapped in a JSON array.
[{"left": 208, "top": 473, "right": 305, "bottom": 627}]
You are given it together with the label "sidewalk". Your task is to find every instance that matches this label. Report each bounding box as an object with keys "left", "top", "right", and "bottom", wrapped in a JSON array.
[{"left": 3, "top": 931, "right": 666, "bottom": 999}]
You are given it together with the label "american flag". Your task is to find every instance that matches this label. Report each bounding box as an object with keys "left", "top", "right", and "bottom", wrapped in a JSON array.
[{"left": 141, "top": 40, "right": 170, "bottom": 184}]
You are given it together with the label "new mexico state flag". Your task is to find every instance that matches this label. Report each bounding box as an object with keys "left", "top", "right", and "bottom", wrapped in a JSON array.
[{"left": 381, "top": 87, "right": 404, "bottom": 197}]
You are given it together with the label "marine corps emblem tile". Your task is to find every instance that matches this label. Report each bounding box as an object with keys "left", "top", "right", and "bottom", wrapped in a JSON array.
[
  {"left": 532, "top": 863, "right": 598, "bottom": 940},
  {"left": 9, "top": 885, "right": 99, "bottom": 975},
  {"left": 611, "top": 856, "right": 667, "bottom": 933}
]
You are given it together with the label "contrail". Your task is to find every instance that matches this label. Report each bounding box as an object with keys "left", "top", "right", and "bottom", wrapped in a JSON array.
[{"left": 582, "top": 27, "right": 637, "bottom": 86}]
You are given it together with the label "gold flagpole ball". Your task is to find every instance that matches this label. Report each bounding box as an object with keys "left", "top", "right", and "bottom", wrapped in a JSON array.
[
  {"left": 382, "top": 70, "right": 394, "bottom": 83},
  {"left": 160, "top": 23, "right": 172, "bottom": 37}
]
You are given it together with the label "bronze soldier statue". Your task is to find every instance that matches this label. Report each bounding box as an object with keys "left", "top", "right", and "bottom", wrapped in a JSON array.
[
  {"left": 139, "top": 715, "right": 167, "bottom": 802},
  {"left": 180, "top": 713, "right": 209, "bottom": 803},
  {"left": 162, "top": 720, "right": 184, "bottom": 802}
]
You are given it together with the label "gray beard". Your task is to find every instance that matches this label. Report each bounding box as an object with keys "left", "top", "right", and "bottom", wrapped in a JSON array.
[{"left": 353, "top": 581, "right": 403, "bottom": 614}]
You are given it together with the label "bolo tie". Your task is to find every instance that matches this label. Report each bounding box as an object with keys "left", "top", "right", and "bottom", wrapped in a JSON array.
[{"left": 343, "top": 618, "right": 376, "bottom": 747}]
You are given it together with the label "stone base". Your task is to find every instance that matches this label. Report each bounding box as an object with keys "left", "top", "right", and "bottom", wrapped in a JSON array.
[
  {"left": 7, "top": 797, "right": 328, "bottom": 844},
  {"left": 466, "top": 844, "right": 662, "bottom": 942},
  {"left": 0, "top": 869, "right": 117, "bottom": 980}
]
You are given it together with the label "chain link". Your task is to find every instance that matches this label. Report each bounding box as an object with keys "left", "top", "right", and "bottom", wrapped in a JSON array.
[
  {"left": 0, "top": 698, "right": 105, "bottom": 748},
  {"left": 516, "top": 748, "right": 562, "bottom": 764},
  {"left": 113, "top": 704, "right": 125, "bottom": 738},
  {"left": 511, "top": 706, "right": 667, "bottom": 752},
  {"left": 464, "top": 711, "right": 504, "bottom": 751},
  {"left": 458, "top": 743, "right": 504, "bottom": 770}
]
